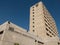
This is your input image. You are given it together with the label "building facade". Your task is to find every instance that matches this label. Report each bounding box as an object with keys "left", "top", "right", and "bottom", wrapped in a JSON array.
[
  {"left": 30, "top": 1, "right": 58, "bottom": 39},
  {"left": 0, "top": 21, "right": 44, "bottom": 45},
  {"left": 0, "top": 1, "right": 60, "bottom": 45}
]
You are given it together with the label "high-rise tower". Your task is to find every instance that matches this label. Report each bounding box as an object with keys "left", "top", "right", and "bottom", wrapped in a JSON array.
[{"left": 29, "top": 1, "right": 58, "bottom": 40}]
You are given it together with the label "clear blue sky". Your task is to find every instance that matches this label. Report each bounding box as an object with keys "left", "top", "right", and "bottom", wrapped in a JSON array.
[{"left": 0, "top": 0, "right": 60, "bottom": 36}]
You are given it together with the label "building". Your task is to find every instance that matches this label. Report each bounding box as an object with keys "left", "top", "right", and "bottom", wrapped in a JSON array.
[
  {"left": 0, "top": 21, "right": 44, "bottom": 45},
  {"left": 29, "top": 1, "right": 60, "bottom": 45},
  {"left": 0, "top": 1, "right": 60, "bottom": 45}
]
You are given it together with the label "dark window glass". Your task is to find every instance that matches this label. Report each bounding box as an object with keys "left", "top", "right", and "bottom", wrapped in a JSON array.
[
  {"left": 46, "top": 33, "right": 49, "bottom": 36},
  {"left": 33, "top": 18, "right": 34, "bottom": 20},
  {"left": 33, "top": 15, "right": 34, "bottom": 17},
  {"left": 33, "top": 7, "right": 34, "bottom": 8},
  {"left": 0, "top": 31, "right": 4, "bottom": 34},
  {"left": 46, "top": 28, "right": 48, "bottom": 31},
  {"left": 33, "top": 26, "right": 35, "bottom": 28},
  {"left": 44, "top": 19, "right": 47, "bottom": 22},
  {"left": 33, "top": 12, "right": 34, "bottom": 14},
  {"left": 58, "top": 42, "right": 60, "bottom": 45},
  {"left": 49, "top": 31, "right": 51, "bottom": 33},
  {"left": 38, "top": 41, "right": 44, "bottom": 44},
  {"left": 8, "top": 21, "right": 10, "bottom": 24},
  {"left": 33, "top": 22, "right": 34, "bottom": 24},
  {"left": 50, "top": 35, "right": 52, "bottom": 37},
  {"left": 14, "top": 43, "right": 19, "bottom": 45},
  {"left": 36, "top": 4, "right": 38, "bottom": 7},
  {"left": 33, "top": 30, "right": 35, "bottom": 32},
  {"left": 45, "top": 23, "right": 48, "bottom": 26},
  {"left": 35, "top": 40, "right": 37, "bottom": 42}
]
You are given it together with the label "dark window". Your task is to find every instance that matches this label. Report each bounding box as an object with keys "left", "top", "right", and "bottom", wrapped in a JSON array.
[
  {"left": 46, "top": 28, "right": 48, "bottom": 31},
  {"left": 33, "top": 15, "right": 34, "bottom": 17},
  {"left": 36, "top": 4, "right": 38, "bottom": 7},
  {"left": 33, "top": 18, "right": 34, "bottom": 20},
  {"left": 49, "top": 31, "right": 51, "bottom": 33},
  {"left": 35, "top": 40, "right": 37, "bottom": 42},
  {"left": 44, "top": 19, "right": 47, "bottom": 22},
  {"left": 33, "top": 7, "right": 34, "bottom": 8},
  {"left": 38, "top": 41, "right": 44, "bottom": 44},
  {"left": 14, "top": 43, "right": 19, "bottom": 45},
  {"left": 33, "top": 22, "right": 34, "bottom": 24},
  {"left": 33, "top": 30, "right": 35, "bottom": 32},
  {"left": 44, "top": 16, "right": 46, "bottom": 18},
  {"left": 33, "top": 12, "right": 34, "bottom": 14},
  {"left": 52, "top": 33, "right": 54, "bottom": 35},
  {"left": 33, "top": 26, "right": 35, "bottom": 28},
  {"left": 45, "top": 23, "right": 48, "bottom": 26},
  {"left": 48, "top": 27, "right": 50, "bottom": 29},
  {"left": 0, "top": 31, "right": 4, "bottom": 34},
  {"left": 50, "top": 35, "right": 52, "bottom": 37},
  {"left": 46, "top": 33, "right": 49, "bottom": 36},
  {"left": 8, "top": 21, "right": 10, "bottom": 24},
  {"left": 58, "top": 42, "right": 60, "bottom": 45}
]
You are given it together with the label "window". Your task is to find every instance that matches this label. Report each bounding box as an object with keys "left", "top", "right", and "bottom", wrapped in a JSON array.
[
  {"left": 33, "top": 18, "right": 34, "bottom": 20},
  {"left": 46, "top": 33, "right": 49, "bottom": 36},
  {"left": 45, "top": 23, "right": 48, "bottom": 27},
  {"left": 33, "top": 30, "right": 35, "bottom": 32},
  {"left": 36, "top": 3, "right": 38, "bottom": 7},
  {"left": 58, "top": 42, "right": 60, "bottom": 45},
  {"left": 44, "top": 16, "right": 46, "bottom": 19},
  {"left": 9, "top": 27, "right": 14, "bottom": 31},
  {"left": 33, "top": 26, "right": 35, "bottom": 28},
  {"left": 50, "top": 35, "right": 52, "bottom": 37},
  {"left": 33, "top": 7, "right": 34, "bottom": 8},
  {"left": 49, "top": 31, "right": 51, "bottom": 33},
  {"left": 33, "top": 12, "right": 34, "bottom": 14},
  {"left": 14, "top": 43, "right": 19, "bottom": 45},
  {"left": 35, "top": 40, "right": 37, "bottom": 42},
  {"left": 33, "top": 22, "right": 34, "bottom": 24},
  {"left": 8, "top": 21, "right": 10, "bottom": 24},
  {"left": 46, "top": 28, "right": 48, "bottom": 31},
  {"left": 0, "top": 30, "right": 4, "bottom": 34},
  {"left": 44, "top": 19, "right": 47, "bottom": 22},
  {"left": 33, "top": 15, "right": 34, "bottom": 17},
  {"left": 38, "top": 41, "right": 44, "bottom": 44},
  {"left": 46, "top": 33, "right": 52, "bottom": 37}
]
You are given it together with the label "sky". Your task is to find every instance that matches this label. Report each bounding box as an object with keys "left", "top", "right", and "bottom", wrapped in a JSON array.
[{"left": 0, "top": 0, "right": 60, "bottom": 36}]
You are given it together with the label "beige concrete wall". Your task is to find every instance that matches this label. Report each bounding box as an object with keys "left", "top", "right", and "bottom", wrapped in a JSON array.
[
  {"left": 2, "top": 30, "right": 35, "bottom": 45},
  {"left": 29, "top": 2, "right": 47, "bottom": 40},
  {"left": 29, "top": 1, "right": 59, "bottom": 40},
  {"left": 0, "top": 22, "right": 43, "bottom": 45}
]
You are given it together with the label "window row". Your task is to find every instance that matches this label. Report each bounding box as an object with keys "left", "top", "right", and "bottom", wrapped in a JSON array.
[
  {"left": 46, "top": 33, "right": 52, "bottom": 37},
  {"left": 46, "top": 28, "right": 55, "bottom": 37},
  {"left": 44, "top": 16, "right": 54, "bottom": 25},
  {"left": 44, "top": 19, "right": 55, "bottom": 30},
  {"left": 35, "top": 40, "right": 44, "bottom": 44},
  {"left": 32, "top": 8, "right": 35, "bottom": 32},
  {"left": 45, "top": 23, "right": 56, "bottom": 35}
]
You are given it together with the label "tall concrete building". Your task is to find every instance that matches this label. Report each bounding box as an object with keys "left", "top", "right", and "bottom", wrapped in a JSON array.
[
  {"left": 0, "top": 1, "right": 60, "bottom": 45},
  {"left": 30, "top": 1, "right": 59, "bottom": 40}
]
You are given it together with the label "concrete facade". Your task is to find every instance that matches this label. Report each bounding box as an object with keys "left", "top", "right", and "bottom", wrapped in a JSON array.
[
  {"left": 29, "top": 1, "right": 60, "bottom": 45},
  {"left": 0, "top": 21, "right": 44, "bottom": 45},
  {"left": 0, "top": 1, "right": 60, "bottom": 45}
]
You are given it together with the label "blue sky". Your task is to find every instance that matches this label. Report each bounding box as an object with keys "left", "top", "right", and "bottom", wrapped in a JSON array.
[{"left": 0, "top": 0, "right": 60, "bottom": 36}]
